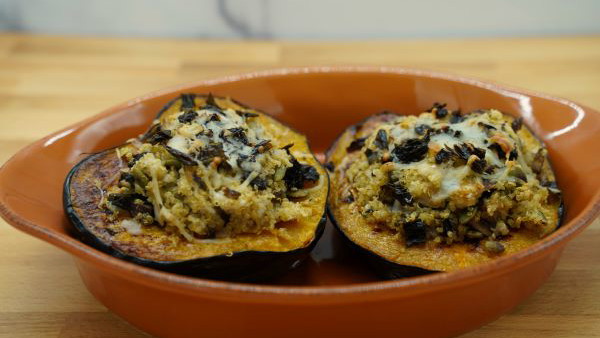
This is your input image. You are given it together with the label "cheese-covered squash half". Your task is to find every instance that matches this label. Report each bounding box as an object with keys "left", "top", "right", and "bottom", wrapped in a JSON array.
[
  {"left": 64, "top": 94, "right": 328, "bottom": 281},
  {"left": 326, "top": 104, "right": 563, "bottom": 278}
]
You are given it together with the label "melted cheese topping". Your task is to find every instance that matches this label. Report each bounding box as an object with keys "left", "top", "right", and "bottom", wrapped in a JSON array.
[{"left": 121, "top": 219, "right": 142, "bottom": 235}]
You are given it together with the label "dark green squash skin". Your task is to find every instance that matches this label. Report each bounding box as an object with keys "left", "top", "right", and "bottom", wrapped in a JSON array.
[
  {"left": 325, "top": 112, "right": 564, "bottom": 280},
  {"left": 63, "top": 94, "right": 328, "bottom": 282},
  {"left": 326, "top": 206, "right": 435, "bottom": 280}
]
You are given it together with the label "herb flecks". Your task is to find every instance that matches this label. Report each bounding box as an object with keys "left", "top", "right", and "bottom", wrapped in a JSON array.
[
  {"left": 428, "top": 102, "right": 448, "bottom": 118},
  {"left": 435, "top": 148, "right": 453, "bottom": 164},
  {"left": 415, "top": 124, "right": 432, "bottom": 136},
  {"left": 403, "top": 220, "right": 427, "bottom": 246},
  {"left": 282, "top": 145, "right": 320, "bottom": 190},
  {"left": 511, "top": 117, "right": 523, "bottom": 132},
  {"left": 379, "top": 181, "right": 413, "bottom": 206},
  {"left": 449, "top": 110, "right": 464, "bottom": 124},
  {"left": 165, "top": 146, "right": 197, "bottom": 166},
  {"left": 197, "top": 143, "right": 226, "bottom": 166},
  {"left": 143, "top": 124, "right": 172, "bottom": 144},
  {"left": 374, "top": 129, "right": 388, "bottom": 149},
  {"left": 178, "top": 110, "right": 198, "bottom": 124},
  {"left": 392, "top": 138, "right": 430, "bottom": 163},
  {"left": 180, "top": 94, "right": 196, "bottom": 110},
  {"left": 347, "top": 137, "right": 367, "bottom": 152},
  {"left": 108, "top": 193, "right": 153, "bottom": 217}
]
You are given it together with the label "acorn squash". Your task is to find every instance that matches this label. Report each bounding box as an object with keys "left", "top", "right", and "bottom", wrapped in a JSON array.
[
  {"left": 64, "top": 94, "right": 328, "bottom": 281},
  {"left": 326, "top": 104, "right": 563, "bottom": 279}
]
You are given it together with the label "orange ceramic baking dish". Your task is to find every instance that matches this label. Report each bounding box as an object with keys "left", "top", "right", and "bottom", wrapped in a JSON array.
[{"left": 1, "top": 67, "right": 599, "bottom": 338}]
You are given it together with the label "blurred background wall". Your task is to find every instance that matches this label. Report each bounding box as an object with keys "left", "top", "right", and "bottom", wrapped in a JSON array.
[{"left": 1, "top": 0, "right": 599, "bottom": 39}]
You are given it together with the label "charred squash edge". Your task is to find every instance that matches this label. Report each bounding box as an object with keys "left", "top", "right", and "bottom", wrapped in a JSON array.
[
  {"left": 325, "top": 111, "right": 564, "bottom": 279},
  {"left": 64, "top": 94, "right": 329, "bottom": 281}
]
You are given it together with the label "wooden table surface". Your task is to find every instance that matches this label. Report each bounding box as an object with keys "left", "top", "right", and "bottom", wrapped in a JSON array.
[{"left": 0, "top": 33, "right": 599, "bottom": 338}]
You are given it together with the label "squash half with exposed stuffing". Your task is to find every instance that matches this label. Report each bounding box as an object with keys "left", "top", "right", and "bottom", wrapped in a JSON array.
[
  {"left": 64, "top": 94, "right": 328, "bottom": 281},
  {"left": 326, "top": 104, "right": 563, "bottom": 279}
]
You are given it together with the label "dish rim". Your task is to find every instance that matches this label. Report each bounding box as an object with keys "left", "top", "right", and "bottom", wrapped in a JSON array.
[{"left": 1, "top": 65, "right": 599, "bottom": 298}]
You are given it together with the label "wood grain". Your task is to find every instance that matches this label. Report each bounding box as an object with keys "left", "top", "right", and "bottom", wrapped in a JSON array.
[{"left": 0, "top": 33, "right": 599, "bottom": 338}]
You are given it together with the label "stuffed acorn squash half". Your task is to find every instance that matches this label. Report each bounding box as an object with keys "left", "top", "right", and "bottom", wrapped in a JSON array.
[
  {"left": 64, "top": 94, "right": 328, "bottom": 281},
  {"left": 326, "top": 104, "right": 563, "bottom": 278}
]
